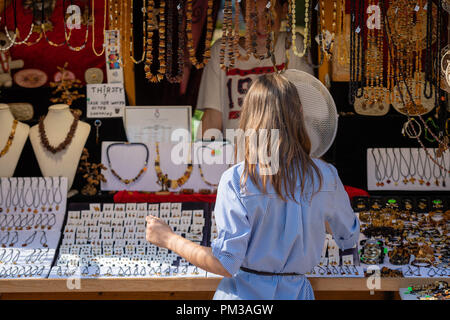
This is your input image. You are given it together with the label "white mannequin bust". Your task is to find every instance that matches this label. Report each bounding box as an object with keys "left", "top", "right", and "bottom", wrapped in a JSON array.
[
  {"left": 0, "top": 104, "right": 29, "bottom": 177},
  {"left": 29, "top": 104, "right": 90, "bottom": 190}
]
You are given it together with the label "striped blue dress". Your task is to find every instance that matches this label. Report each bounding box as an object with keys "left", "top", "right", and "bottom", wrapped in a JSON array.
[{"left": 211, "top": 160, "right": 360, "bottom": 300}]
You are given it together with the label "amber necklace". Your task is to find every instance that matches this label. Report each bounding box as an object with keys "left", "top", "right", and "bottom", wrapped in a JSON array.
[
  {"left": 186, "top": 0, "right": 214, "bottom": 69},
  {"left": 220, "top": 0, "right": 233, "bottom": 70},
  {"left": 38, "top": 115, "right": 79, "bottom": 154},
  {"left": 0, "top": 119, "right": 18, "bottom": 158},
  {"left": 107, "top": 142, "right": 149, "bottom": 185},
  {"left": 154, "top": 142, "right": 193, "bottom": 190},
  {"left": 144, "top": 0, "right": 156, "bottom": 80},
  {"left": 91, "top": 0, "right": 107, "bottom": 56},
  {"left": 42, "top": 0, "right": 72, "bottom": 47},
  {"left": 197, "top": 143, "right": 231, "bottom": 187},
  {"left": 129, "top": 0, "right": 147, "bottom": 64}
]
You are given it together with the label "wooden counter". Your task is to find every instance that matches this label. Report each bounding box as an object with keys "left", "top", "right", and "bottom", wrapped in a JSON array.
[{"left": 0, "top": 277, "right": 446, "bottom": 300}]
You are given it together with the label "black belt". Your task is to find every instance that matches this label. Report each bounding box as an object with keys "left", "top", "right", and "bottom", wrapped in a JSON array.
[{"left": 240, "top": 267, "right": 303, "bottom": 276}]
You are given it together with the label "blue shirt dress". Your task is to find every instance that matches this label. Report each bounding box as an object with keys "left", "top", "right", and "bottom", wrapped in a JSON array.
[{"left": 211, "top": 160, "right": 360, "bottom": 300}]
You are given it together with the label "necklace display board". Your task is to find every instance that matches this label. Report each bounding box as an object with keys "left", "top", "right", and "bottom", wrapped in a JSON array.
[
  {"left": 0, "top": 104, "right": 30, "bottom": 177},
  {"left": 0, "top": 177, "right": 68, "bottom": 279},
  {"left": 367, "top": 148, "right": 450, "bottom": 191},
  {"left": 100, "top": 141, "right": 235, "bottom": 192}
]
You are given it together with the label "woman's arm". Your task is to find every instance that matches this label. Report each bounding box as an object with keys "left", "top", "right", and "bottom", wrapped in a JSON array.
[{"left": 146, "top": 215, "right": 232, "bottom": 278}]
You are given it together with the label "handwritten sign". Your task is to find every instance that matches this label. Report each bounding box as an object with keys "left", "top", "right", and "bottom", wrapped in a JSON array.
[{"left": 87, "top": 83, "right": 125, "bottom": 118}]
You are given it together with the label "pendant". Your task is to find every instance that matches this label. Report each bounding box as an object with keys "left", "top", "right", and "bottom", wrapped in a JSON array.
[
  {"left": 419, "top": 179, "right": 425, "bottom": 185},
  {"left": 27, "top": 208, "right": 32, "bottom": 213},
  {"left": 410, "top": 178, "right": 416, "bottom": 184},
  {"left": 33, "top": 209, "right": 38, "bottom": 214}
]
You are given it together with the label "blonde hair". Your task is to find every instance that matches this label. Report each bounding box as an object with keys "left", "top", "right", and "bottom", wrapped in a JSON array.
[{"left": 239, "top": 73, "right": 322, "bottom": 202}]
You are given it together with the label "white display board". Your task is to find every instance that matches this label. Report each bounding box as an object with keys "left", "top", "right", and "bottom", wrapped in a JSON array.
[
  {"left": 367, "top": 148, "right": 450, "bottom": 191},
  {"left": 100, "top": 141, "right": 235, "bottom": 192},
  {"left": 124, "top": 106, "right": 192, "bottom": 143}
]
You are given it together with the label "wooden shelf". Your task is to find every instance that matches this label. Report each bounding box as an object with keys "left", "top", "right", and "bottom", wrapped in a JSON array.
[{"left": 0, "top": 277, "right": 446, "bottom": 294}]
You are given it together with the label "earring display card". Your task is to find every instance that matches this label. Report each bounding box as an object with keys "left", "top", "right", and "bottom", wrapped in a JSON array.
[
  {"left": 49, "top": 201, "right": 212, "bottom": 279},
  {"left": 100, "top": 141, "right": 235, "bottom": 192},
  {"left": 367, "top": 148, "right": 450, "bottom": 191}
]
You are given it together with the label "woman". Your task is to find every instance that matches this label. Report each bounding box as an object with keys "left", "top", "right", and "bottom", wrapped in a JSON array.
[{"left": 146, "top": 74, "right": 359, "bottom": 300}]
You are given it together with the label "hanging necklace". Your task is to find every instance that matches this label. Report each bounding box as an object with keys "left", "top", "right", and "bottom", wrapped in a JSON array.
[
  {"left": 384, "top": 148, "right": 393, "bottom": 185},
  {"left": 39, "top": 231, "right": 48, "bottom": 248},
  {"left": 38, "top": 114, "right": 79, "bottom": 154},
  {"left": 91, "top": 0, "right": 107, "bottom": 56},
  {"left": 0, "top": 179, "right": 3, "bottom": 213},
  {"left": 42, "top": 0, "right": 71, "bottom": 47},
  {"left": 0, "top": 119, "right": 18, "bottom": 158},
  {"left": 290, "top": 0, "right": 310, "bottom": 58},
  {"left": 144, "top": 0, "right": 165, "bottom": 83},
  {"left": 39, "top": 179, "right": 49, "bottom": 213},
  {"left": 24, "top": 179, "right": 33, "bottom": 213},
  {"left": 372, "top": 148, "right": 384, "bottom": 187},
  {"left": 154, "top": 142, "right": 193, "bottom": 190},
  {"left": 432, "top": 149, "right": 441, "bottom": 186},
  {"left": 106, "top": 143, "right": 149, "bottom": 185},
  {"left": 197, "top": 143, "right": 231, "bottom": 187},
  {"left": 186, "top": 0, "right": 214, "bottom": 69},
  {"left": 220, "top": 0, "right": 233, "bottom": 70},
  {"left": 9, "top": 231, "right": 18, "bottom": 247},
  {"left": 423, "top": 149, "right": 432, "bottom": 186},
  {"left": 1, "top": 0, "right": 17, "bottom": 51},
  {"left": 11, "top": 179, "right": 19, "bottom": 212},
  {"left": 21, "top": 231, "right": 37, "bottom": 247},
  {"left": 408, "top": 148, "right": 417, "bottom": 184},
  {"left": 64, "top": 1, "right": 89, "bottom": 52},
  {"left": 129, "top": 0, "right": 147, "bottom": 64},
  {"left": 166, "top": 0, "right": 184, "bottom": 83},
  {"left": 4, "top": 0, "right": 35, "bottom": 46},
  {"left": 52, "top": 177, "right": 63, "bottom": 211},
  {"left": 390, "top": 148, "right": 400, "bottom": 186},
  {"left": 144, "top": 0, "right": 156, "bottom": 80},
  {"left": 416, "top": 147, "right": 426, "bottom": 185}
]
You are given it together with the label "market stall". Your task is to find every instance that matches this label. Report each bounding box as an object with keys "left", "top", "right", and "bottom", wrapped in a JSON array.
[{"left": 0, "top": 0, "right": 448, "bottom": 300}]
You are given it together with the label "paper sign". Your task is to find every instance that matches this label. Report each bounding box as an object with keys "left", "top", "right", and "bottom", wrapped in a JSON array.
[{"left": 87, "top": 83, "right": 125, "bottom": 118}]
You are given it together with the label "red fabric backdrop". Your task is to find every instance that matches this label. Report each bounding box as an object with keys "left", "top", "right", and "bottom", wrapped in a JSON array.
[{"left": 6, "top": 0, "right": 106, "bottom": 85}]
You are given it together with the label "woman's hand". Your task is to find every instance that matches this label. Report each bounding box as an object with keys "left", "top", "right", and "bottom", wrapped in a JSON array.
[{"left": 145, "top": 215, "right": 175, "bottom": 249}]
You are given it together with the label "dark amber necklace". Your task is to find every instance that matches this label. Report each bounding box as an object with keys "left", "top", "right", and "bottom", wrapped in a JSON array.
[{"left": 38, "top": 115, "right": 79, "bottom": 154}]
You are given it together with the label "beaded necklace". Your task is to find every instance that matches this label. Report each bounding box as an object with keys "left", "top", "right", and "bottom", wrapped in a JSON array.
[
  {"left": 186, "top": 0, "right": 214, "bottom": 69},
  {"left": 154, "top": 142, "right": 193, "bottom": 190},
  {"left": 91, "top": 0, "right": 107, "bottom": 56},
  {"left": 107, "top": 142, "right": 149, "bottom": 185},
  {"left": 0, "top": 119, "right": 18, "bottom": 158},
  {"left": 166, "top": 0, "right": 184, "bottom": 83},
  {"left": 129, "top": 0, "right": 147, "bottom": 64},
  {"left": 38, "top": 115, "right": 79, "bottom": 154}
]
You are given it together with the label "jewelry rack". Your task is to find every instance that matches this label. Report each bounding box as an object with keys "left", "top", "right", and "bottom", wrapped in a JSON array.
[
  {"left": 0, "top": 177, "right": 68, "bottom": 279},
  {"left": 367, "top": 148, "right": 450, "bottom": 191}
]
